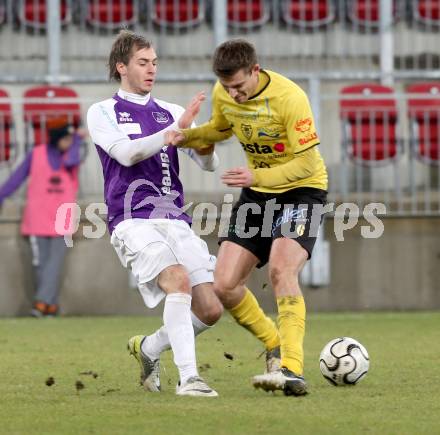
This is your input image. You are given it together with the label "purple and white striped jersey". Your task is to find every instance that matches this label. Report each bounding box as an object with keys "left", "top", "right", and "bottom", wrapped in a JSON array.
[{"left": 87, "top": 89, "right": 218, "bottom": 233}]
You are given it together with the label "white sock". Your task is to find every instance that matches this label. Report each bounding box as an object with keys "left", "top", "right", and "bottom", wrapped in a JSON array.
[
  {"left": 142, "top": 312, "right": 211, "bottom": 361},
  {"left": 141, "top": 326, "right": 169, "bottom": 361},
  {"left": 191, "top": 311, "right": 211, "bottom": 336},
  {"left": 163, "top": 293, "right": 198, "bottom": 384}
]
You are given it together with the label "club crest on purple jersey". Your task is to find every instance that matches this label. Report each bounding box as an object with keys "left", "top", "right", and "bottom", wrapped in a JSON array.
[{"left": 152, "top": 111, "right": 170, "bottom": 124}]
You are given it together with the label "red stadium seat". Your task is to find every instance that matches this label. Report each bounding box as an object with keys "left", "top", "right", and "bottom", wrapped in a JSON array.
[
  {"left": 407, "top": 82, "right": 440, "bottom": 163},
  {"left": 0, "top": 88, "right": 14, "bottom": 162},
  {"left": 340, "top": 83, "right": 399, "bottom": 164},
  {"left": 227, "top": 0, "right": 269, "bottom": 28},
  {"left": 151, "top": 0, "right": 203, "bottom": 28},
  {"left": 85, "top": 0, "right": 137, "bottom": 29},
  {"left": 412, "top": 0, "right": 440, "bottom": 26},
  {"left": 346, "top": 0, "right": 398, "bottom": 27},
  {"left": 23, "top": 86, "right": 81, "bottom": 148},
  {"left": 281, "top": 0, "right": 335, "bottom": 28},
  {"left": 17, "top": 0, "right": 71, "bottom": 29}
]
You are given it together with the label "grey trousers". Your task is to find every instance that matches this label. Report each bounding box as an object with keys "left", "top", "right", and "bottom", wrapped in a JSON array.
[{"left": 29, "top": 236, "right": 68, "bottom": 305}]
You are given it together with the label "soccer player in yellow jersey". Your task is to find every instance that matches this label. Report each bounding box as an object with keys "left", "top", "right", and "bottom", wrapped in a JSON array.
[{"left": 166, "top": 39, "right": 328, "bottom": 396}]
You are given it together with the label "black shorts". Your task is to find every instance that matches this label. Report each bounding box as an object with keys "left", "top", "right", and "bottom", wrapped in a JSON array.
[{"left": 219, "top": 187, "right": 328, "bottom": 267}]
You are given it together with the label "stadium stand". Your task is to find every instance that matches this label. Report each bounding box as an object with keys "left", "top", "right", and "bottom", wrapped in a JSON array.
[
  {"left": 2, "top": 0, "right": 440, "bottom": 318},
  {"left": 346, "top": 0, "right": 399, "bottom": 27},
  {"left": 407, "top": 82, "right": 440, "bottom": 163},
  {"left": 411, "top": 0, "right": 440, "bottom": 26},
  {"left": 23, "top": 85, "right": 81, "bottom": 149},
  {"left": 16, "top": 0, "right": 71, "bottom": 29},
  {"left": 226, "top": 0, "right": 269, "bottom": 28},
  {"left": 150, "top": 0, "right": 204, "bottom": 28},
  {"left": 280, "top": 0, "right": 335, "bottom": 28},
  {"left": 0, "top": 0, "right": 438, "bottom": 213},
  {"left": 0, "top": 88, "right": 14, "bottom": 162},
  {"left": 340, "top": 83, "right": 400, "bottom": 163},
  {"left": 84, "top": 0, "right": 137, "bottom": 30}
]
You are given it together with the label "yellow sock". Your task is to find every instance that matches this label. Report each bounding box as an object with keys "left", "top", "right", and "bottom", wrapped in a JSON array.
[
  {"left": 277, "top": 295, "right": 306, "bottom": 375},
  {"left": 229, "top": 288, "right": 280, "bottom": 351}
]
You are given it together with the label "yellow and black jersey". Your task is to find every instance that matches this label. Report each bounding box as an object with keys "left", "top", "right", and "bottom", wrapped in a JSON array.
[{"left": 184, "top": 69, "right": 328, "bottom": 194}]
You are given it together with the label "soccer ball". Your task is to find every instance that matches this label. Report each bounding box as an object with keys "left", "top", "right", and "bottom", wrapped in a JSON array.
[{"left": 319, "top": 337, "right": 369, "bottom": 386}]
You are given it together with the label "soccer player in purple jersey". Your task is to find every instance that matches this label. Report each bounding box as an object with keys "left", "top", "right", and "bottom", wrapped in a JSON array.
[{"left": 87, "top": 30, "right": 222, "bottom": 397}]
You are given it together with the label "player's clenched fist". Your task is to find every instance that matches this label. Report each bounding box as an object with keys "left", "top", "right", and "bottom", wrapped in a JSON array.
[{"left": 165, "top": 130, "right": 186, "bottom": 146}]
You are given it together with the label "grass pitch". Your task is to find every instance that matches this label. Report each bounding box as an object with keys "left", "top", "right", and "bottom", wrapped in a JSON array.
[{"left": 1, "top": 312, "right": 439, "bottom": 435}]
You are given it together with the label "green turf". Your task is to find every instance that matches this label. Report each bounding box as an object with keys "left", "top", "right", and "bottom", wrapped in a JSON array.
[{"left": 0, "top": 312, "right": 439, "bottom": 435}]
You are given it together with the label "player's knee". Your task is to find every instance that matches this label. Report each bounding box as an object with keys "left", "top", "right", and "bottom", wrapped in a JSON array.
[
  {"left": 213, "top": 271, "right": 238, "bottom": 294},
  {"left": 213, "top": 279, "right": 233, "bottom": 303},
  {"left": 268, "top": 264, "right": 299, "bottom": 288},
  {"left": 158, "top": 265, "right": 191, "bottom": 294},
  {"left": 214, "top": 286, "right": 240, "bottom": 311},
  {"left": 203, "top": 300, "right": 224, "bottom": 325},
  {"left": 175, "top": 273, "right": 191, "bottom": 293},
  {"left": 268, "top": 264, "right": 281, "bottom": 288}
]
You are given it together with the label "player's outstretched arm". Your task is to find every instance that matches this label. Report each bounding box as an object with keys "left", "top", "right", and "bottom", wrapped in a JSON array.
[
  {"left": 165, "top": 125, "right": 232, "bottom": 150},
  {"left": 87, "top": 103, "right": 176, "bottom": 167},
  {"left": 168, "top": 85, "right": 233, "bottom": 150},
  {"left": 0, "top": 152, "right": 32, "bottom": 201}
]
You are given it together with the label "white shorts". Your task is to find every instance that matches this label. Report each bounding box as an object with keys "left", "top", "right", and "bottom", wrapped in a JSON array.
[{"left": 111, "top": 219, "right": 215, "bottom": 308}]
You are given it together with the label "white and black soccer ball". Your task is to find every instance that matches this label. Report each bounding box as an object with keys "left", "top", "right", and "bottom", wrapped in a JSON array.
[{"left": 319, "top": 337, "right": 369, "bottom": 386}]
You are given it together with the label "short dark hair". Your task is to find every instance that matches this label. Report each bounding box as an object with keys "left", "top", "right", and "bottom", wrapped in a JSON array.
[
  {"left": 212, "top": 39, "right": 258, "bottom": 79},
  {"left": 108, "top": 30, "right": 152, "bottom": 82}
]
